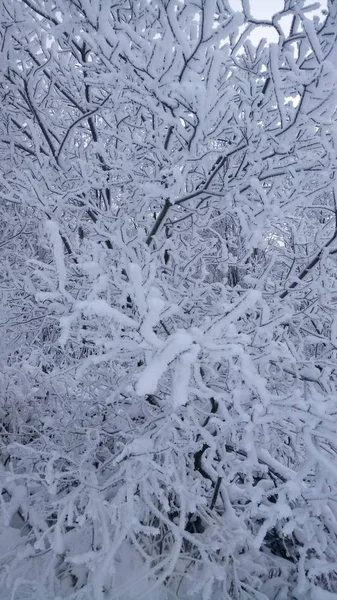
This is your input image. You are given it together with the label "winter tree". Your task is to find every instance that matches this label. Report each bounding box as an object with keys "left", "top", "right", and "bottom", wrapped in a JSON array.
[{"left": 1, "top": 0, "right": 337, "bottom": 598}]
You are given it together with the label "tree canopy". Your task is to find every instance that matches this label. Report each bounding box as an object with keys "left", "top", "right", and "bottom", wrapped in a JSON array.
[{"left": 1, "top": 1, "right": 337, "bottom": 598}]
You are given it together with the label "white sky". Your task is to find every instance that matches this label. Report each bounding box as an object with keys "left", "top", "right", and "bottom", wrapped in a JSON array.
[{"left": 227, "top": 0, "right": 328, "bottom": 44}]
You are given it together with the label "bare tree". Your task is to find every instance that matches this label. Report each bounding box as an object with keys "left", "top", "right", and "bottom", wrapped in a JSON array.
[{"left": 1, "top": 1, "right": 337, "bottom": 598}]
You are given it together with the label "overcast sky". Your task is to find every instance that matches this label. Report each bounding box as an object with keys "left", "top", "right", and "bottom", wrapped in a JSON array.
[{"left": 227, "top": 0, "right": 328, "bottom": 44}]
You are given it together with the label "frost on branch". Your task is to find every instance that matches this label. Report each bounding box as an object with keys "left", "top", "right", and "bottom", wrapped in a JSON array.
[{"left": 1, "top": 0, "right": 337, "bottom": 599}]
